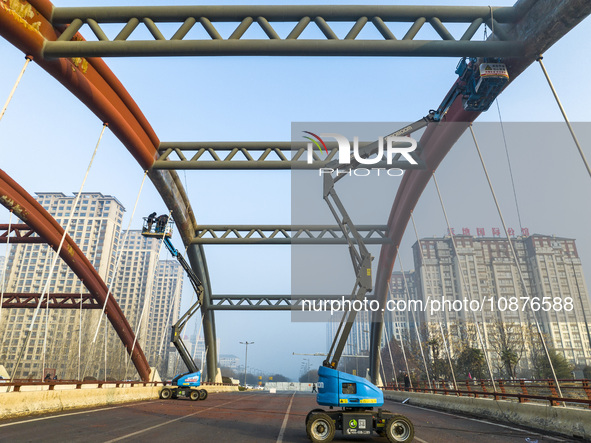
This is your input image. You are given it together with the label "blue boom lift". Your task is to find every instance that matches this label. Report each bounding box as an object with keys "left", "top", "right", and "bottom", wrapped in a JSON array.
[
  {"left": 306, "top": 58, "right": 508, "bottom": 442},
  {"left": 141, "top": 215, "right": 208, "bottom": 401}
]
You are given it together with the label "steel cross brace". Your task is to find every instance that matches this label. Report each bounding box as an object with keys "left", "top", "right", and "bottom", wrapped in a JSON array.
[
  {"left": 154, "top": 142, "right": 426, "bottom": 170},
  {"left": 209, "top": 294, "right": 368, "bottom": 310},
  {"left": 1, "top": 293, "right": 99, "bottom": 309},
  {"left": 44, "top": 5, "right": 524, "bottom": 58},
  {"left": 0, "top": 224, "right": 44, "bottom": 244},
  {"left": 191, "top": 225, "right": 392, "bottom": 245}
]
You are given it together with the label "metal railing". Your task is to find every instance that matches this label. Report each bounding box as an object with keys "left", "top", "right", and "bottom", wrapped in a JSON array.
[
  {"left": 0, "top": 379, "right": 237, "bottom": 393},
  {"left": 382, "top": 378, "right": 591, "bottom": 409}
]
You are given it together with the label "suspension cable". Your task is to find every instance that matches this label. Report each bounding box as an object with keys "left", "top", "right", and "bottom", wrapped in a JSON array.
[
  {"left": 83, "top": 171, "right": 147, "bottom": 380},
  {"left": 123, "top": 211, "right": 173, "bottom": 380},
  {"left": 410, "top": 211, "right": 458, "bottom": 390},
  {"left": 11, "top": 123, "right": 107, "bottom": 382},
  {"left": 469, "top": 124, "right": 563, "bottom": 398},
  {"left": 388, "top": 278, "right": 412, "bottom": 388},
  {"left": 104, "top": 314, "right": 108, "bottom": 381},
  {"left": 191, "top": 313, "right": 206, "bottom": 367},
  {"left": 0, "top": 210, "right": 13, "bottom": 327},
  {"left": 91, "top": 170, "right": 148, "bottom": 345},
  {"left": 432, "top": 173, "right": 498, "bottom": 392},
  {"left": 382, "top": 304, "right": 399, "bottom": 387},
  {"left": 495, "top": 100, "right": 524, "bottom": 232},
  {"left": 157, "top": 260, "right": 173, "bottom": 358},
  {"left": 396, "top": 252, "right": 432, "bottom": 389},
  {"left": 380, "top": 312, "right": 397, "bottom": 386},
  {"left": 0, "top": 56, "right": 32, "bottom": 126},
  {"left": 537, "top": 56, "right": 591, "bottom": 180},
  {"left": 36, "top": 245, "right": 53, "bottom": 379},
  {"left": 378, "top": 329, "right": 387, "bottom": 386},
  {"left": 42, "top": 275, "right": 50, "bottom": 380},
  {"left": 79, "top": 285, "right": 83, "bottom": 380}
]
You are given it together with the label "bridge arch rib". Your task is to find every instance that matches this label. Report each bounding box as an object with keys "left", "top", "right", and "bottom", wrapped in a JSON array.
[
  {"left": 0, "top": 168, "right": 151, "bottom": 380},
  {"left": 0, "top": 0, "right": 218, "bottom": 381},
  {"left": 370, "top": 0, "right": 591, "bottom": 383}
]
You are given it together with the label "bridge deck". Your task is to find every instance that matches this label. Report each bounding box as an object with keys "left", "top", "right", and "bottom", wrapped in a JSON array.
[{"left": 0, "top": 391, "right": 567, "bottom": 442}]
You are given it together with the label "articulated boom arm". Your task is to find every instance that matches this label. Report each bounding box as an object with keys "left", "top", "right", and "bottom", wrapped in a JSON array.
[
  {"left": 322, "top": 172, "right": 373, "bottom": 370},
  {"left": 323, "top": 118, "right": 437, "bottom": 370},
  {"left": 162, "top": 236, "right": 205, "bottom": 374}
]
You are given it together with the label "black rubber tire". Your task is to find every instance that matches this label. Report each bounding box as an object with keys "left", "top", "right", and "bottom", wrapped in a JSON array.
[
  {"left": 305, "top": 409, "right": 325, "bottom": 425},
  {"left": 190, "top": 390, "right": 200, "bottom": 401},
  {"left": 306, "top": 413, "right": 335, "bottom": 443},
  {"left": 160, "top": 388, "right": 172, "bottom": 400},
  {"left": 385, "top": 415, "right": 414, "bottom": 443},
  {"left": 199, "top": 389, "right": 208, "bottom": 400}
]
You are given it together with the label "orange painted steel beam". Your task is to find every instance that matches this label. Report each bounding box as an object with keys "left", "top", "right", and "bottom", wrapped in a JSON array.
[
  {"left": 0, "top": 0, "right": 158, "bottom": 170},
  {"left": 2, "top": 293, "right": 100, "bottom": 309},
  {"left": 0, "top": 223, "right": 43, "bottom": 243},
  {"left": 0, "top": 0, "right": 211, "bottom": 380},
  {"left": 0, "top": 168, "right": 151, "bottom": 381}
]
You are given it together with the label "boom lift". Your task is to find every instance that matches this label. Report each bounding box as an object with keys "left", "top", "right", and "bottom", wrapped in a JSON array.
[
  {"left": 141, "top": 216, "right": 208, "bottom": 401},
  {"left": 306, "top": 57, "right": 508, "bottom": 443}
]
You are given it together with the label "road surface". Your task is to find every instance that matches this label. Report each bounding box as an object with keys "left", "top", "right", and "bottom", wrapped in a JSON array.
[{"left": 0, "top": 391, "right": 570, "bottom": 442}]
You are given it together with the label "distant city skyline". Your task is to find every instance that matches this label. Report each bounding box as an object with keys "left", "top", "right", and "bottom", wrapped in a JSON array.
[
  {"left": 329, "top": 232, "right": 591, "bottom": 380},
  {"left": 0, "top": 192, "right": 184, "bottom": 380}
]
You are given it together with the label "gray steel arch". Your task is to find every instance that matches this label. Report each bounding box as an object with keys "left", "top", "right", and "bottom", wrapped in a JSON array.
[{"left": 148, "top": 170, "right": 219, "bottom": 382}]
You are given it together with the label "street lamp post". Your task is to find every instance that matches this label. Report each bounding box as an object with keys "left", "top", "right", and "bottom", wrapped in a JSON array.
[{"left": 240, "top": 341, "right": 254, "bottom": 388}]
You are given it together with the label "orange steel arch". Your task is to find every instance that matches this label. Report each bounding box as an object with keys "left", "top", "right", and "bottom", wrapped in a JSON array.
[
  {"left": 0, "top": 0, "right": 206, "bottom": 381},
  {"left": 0, "top": 168, "right": 151, "bottom": 381}
]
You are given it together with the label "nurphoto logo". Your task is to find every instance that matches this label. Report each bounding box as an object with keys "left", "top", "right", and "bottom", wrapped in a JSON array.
[{"left": 303, "top": 131, "right": 418, "bottom": 176}]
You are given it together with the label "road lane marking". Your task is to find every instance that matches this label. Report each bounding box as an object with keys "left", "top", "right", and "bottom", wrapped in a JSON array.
[
  {"left": 414, "top": 438, "right": 430, "bottom": 443},
  {"left": 0, "top": 400, "right": 160, "bottom": 428},
  {"left": 386, "top": 400, "right": 567, "bottom": 442},
  {"left": 276, "top": 392, "right": 295, "bottom": 443},
  {"left": 104, "top": 395, "right": 251, "bottom": 442}
]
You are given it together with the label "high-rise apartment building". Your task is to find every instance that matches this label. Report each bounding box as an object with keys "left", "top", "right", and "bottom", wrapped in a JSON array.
[
  {"left": 0, "top": 192, "right": 184, "bottom": 380},
  {"left": 411, "top": 233, "right": 591, "bottom": 373},
  {"left": 387, "top": 272, "right": 413, "bottom": 342}
]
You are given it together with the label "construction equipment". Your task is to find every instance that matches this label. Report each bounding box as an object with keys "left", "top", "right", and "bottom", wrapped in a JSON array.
[
  {"left": 306, "top": 58, "right": 508, "bottom": 442},
  {"left": 305, "top": 158, "right": 415, "bottom": 442},
  {"left": 142, "top": 216, "right": 208, "bottom": 401}
]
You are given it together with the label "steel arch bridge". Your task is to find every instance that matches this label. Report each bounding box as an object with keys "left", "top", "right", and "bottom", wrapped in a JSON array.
[{"left": 0, "top": 0, "right": 589, "bottom": 383}]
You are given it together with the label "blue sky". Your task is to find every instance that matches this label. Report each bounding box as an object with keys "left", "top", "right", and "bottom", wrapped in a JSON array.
[{"left": 0, "top": 0, "right": 590, "bottom": 380}]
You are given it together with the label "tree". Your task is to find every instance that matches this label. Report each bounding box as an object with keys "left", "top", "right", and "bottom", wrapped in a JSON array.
[
  {"left": 455, "top": 347, "right": 485, "bottom": 380},
  {"left": 219, "top": 366, "right": 236, "bottom": 378},
  {"left": 424, "top": 325, "right": 454, "bottom": 382},
  {"left": 487, "top": 322, "right": 526, "bottom": 378},
  {"left": 299, "top": 369, "right": 318, "bottom": 383},
  {"left": 535, "top": 348, "right": 574, "bottom": 379},
  {"left": 269, "top": 373, "right": 291, "bottom": 382},
  {"left": 380, "top": 333, "right": 423, "bottom": 385}
]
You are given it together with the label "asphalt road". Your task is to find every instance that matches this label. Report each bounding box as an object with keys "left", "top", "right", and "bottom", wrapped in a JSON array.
[{"left": 0, "top": 391, "right": 571, "bottom": 442}]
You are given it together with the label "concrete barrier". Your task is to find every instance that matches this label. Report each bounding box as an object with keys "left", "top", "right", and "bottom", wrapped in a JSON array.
[
  {"left": 0, "top": 384, "right": 238, "bottom": 420},
  {"left": 384, "top": 391, "right": 591, "bottom": 441}
]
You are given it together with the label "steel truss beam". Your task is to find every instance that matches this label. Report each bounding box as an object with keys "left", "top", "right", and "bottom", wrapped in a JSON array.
[
  {"left": 44, "top": 5, "right": 524, "bottom": 58},
  {"left": 154, "top": 142, "right": 425, "bottom": 170},
  {"left": 192, "top": 225, "right": 391, "bottom": 245},
  {"left": 1, "top": 293, "right": 99, "bottom": 309},
  {"left": 210, "top": 295, "right": 374, "bottom": 310},
  {"left": 0, "top": 224, "right": 44, "bottom": 244}
]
